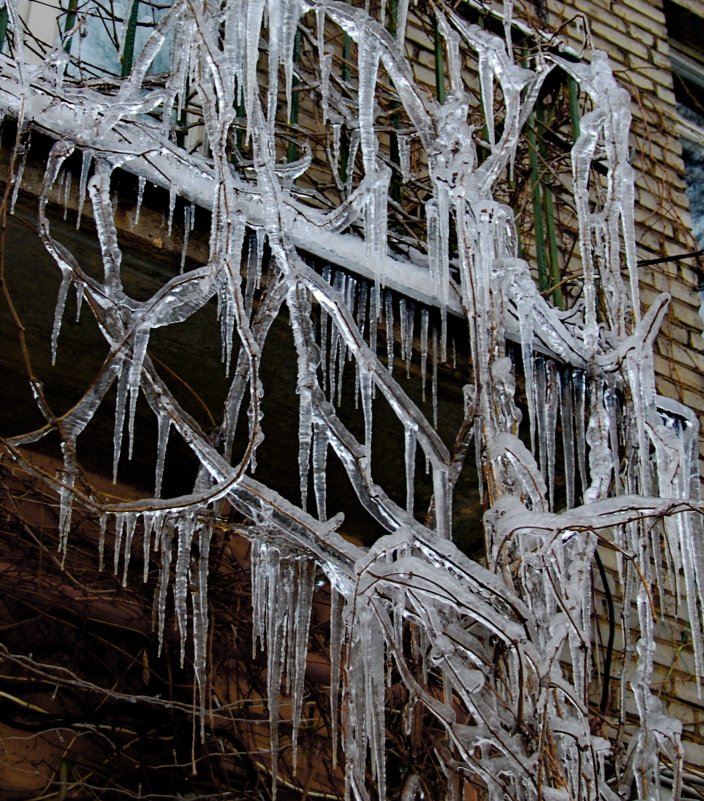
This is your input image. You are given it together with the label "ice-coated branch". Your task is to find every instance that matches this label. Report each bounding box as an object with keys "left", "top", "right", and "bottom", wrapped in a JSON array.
[{"left": 0, "top": 1, "right": 702, "bottom": 800}]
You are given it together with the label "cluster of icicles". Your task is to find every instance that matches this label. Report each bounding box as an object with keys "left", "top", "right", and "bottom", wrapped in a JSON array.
[{"left": 1, "top": 0, "right": 703, "bottom": 799}]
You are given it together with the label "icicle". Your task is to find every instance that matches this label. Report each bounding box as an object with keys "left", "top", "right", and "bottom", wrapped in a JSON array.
[
  {"left": 344, "top": 273, "right": 356, "bottom": 312},
  {"left": 391, "top": 585, "right": 406, "bottom": 673},
  {"left": 502, "top": 0, "right": 515, "bottom": 62},
  {"left": 355, "top": 281, "right": 369, "bottom": 408},
  {"left": 155, "top": 414, "right": 171, "bottom": 499},
  {"left": 244, "top": 0, "right": 266, "bottom": 143},
  {"left": 321, "top": 54, "right": 332, "bottom": 125},
  {"left": 432, "top": 326, "right": 438, "bottom": 430},
  {"left": 535, "top": 357, "right": 547, "bottom": 476},
  {"left": 251, "top": 541, "right": 266, "bottom": 655},
  {"left": 74, "top": 281, "right": 84, "bottom": 323},
  {"left": 142, "top": 513, "right": 155, "bottom": 583},
  {"left": 570, "top": 129, "right": 600, "bottom": 352},
  {"left": 220, "top": 289, "right": 235, "bottom": 371},
  {"left": 360, "top": 370, "right": 373, "bottom": 468},
  {"left": 477, "top": 52, "right": 496, "bottom": 150},
  {"left": 677, "top": 512, "right": 704, "bottom": 681},
  {"left": 290, "top": 559, "right": 315, "bottom": 774},
  {"left": 113, "top": 512, "right": 126, "bottom": 576},
  {"left": 330, "top": 587, "right": 343, "bottom": 769},
  {"left": 266, "top": 546, "right": 285, "bottom": 800},
  {"left": 356, "top": 280, "right": 368, "bottom": 338},
  {"left": 88, "top": 164, "right": 123, "bottom": 291},
  {"left": 155, "top": 521, "right": 174, "bottom": 655},
  {"left": 181, "top": 204, "right": 192, "bottom": 271},
  {"left": 399, "top": 298, "right": 408, "bottom": 366},
  {"left": 10, "top": 132, "right": 29, "bottom": 215},
  {"left": 298, "top": 387, "right": 313, "bottom": 511},
  {"left": 51, "top": 269, "right": 72, "bottom": 366},
  {"left": 193, "top": 521, "right": 212, "bottom": 733},
  {"left": 385, "top": 291, "right": 394, "bottom": 373},
  {"left": 127, "top": 327, "right": 150, "bottom": 461},
  {"left": 332, "top": 123, "right": 341, "bottom": 178},
  {"left": 357, "top": 33, "right": 380, "bottom": 174},
  {"left": 405, "top": 301, "right": 415, "bottom": 378},
  {"left": 329, "top": 296, "right": 341, "bottom": 404},
  {"left": 336, "top": 274, "right": 355, "bottom": 407},
  {"left": 254, "top": 229, "right": 265, "bottom": 290},
  {"left": 320, "top": 306, "right": 330, "bottom": 394},
  {"left": 405, "top": 425, "right": 417, "bottom": 514},
  {"left": 426, "top": 184, "right": 449, "bottom": 360},
  {"left": 58, "top": 458, "right": 74, "bottom": 559},
  {"left": 420, "top": 307, "right": 429, "bottom": 403},
  {"left": 220, "top": 209, "right": 248, "bottom": 373},
  {"left": 62, "top": 170, "right": 71, "bottom": 220},
  {"left": 312, "top": 419, "right": 328, "bottom": 521},
  {"left": 76, "top": 149, "right": 93, "bottom": 229},
  {"left": 560, "top": 369, "right": 576, "bottom": 510},
  {"left": 574, "top": 370, "right": 588, "bottom": 501},
  {"left": 585, "top": 380, "right": 612, "bottom": 504},
  {"left": 365, "top": 168, "right": 390, "bottom": 286},
  {"left": 282, "top": 0, "right": 302, "bottom": 124},
  {"left": 357, "top": 604, "right": 386, "bottom": 801},
  {"left": 133, "top": 175, "right": 146, "bottom": 226},
  {"left": 174, "top": 515, "right": 195, "bottom": 667},
  {"left": 316, "top": 5, "right": 327, "bottom": 72},
  {"left": 266, "top": 0, "right": 283, "bottom": 131},
  {"left": 166, "top": 186, "right": 176, "bottom": 238},
  {"left": 398, "top": 133, "right": 412, "bottom": 182},
  {"left": 432, "top": 464, "right": 451, "bottom": 539},
  {"left": 511, "top": 272, "right": 537, "bottom": 455},
  {"left": 122, "top": 513, "right": 138, "bottom": 587},
  {"left": 244, "top": 230, "right": 263, "bottom": 318},
  {"left": 604, "top": 384, "right": 621, "bottom": 495},
  {"left": 545, "top": 360, "right": 559, "bottom": 510},
  {"left": 393, "top": 0, "right": 409, "bottom": 46},
  {"left": 345, "top": 130, "right": 360, "bottom": 197},
  {"left": 98, "top": 513, "right": 107, "bottom": 572}
]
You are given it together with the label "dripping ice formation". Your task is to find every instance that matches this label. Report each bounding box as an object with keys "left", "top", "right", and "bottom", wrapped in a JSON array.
[{"left": 0, "top": 1, "right": 702, "bottom": 800}]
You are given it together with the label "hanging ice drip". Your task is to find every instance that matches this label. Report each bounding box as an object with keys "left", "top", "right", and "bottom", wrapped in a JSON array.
[{"left": 0, "top": 1, "right": 701, "bottom": 799}]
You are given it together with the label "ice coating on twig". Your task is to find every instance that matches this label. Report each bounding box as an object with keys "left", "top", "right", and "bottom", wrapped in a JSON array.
[{"left": 1, "top": 1, "right": 702, "bottom": 799}]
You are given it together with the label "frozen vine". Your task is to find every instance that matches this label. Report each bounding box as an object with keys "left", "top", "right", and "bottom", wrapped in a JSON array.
[{"left": 0, "top": 1, "right": 702, "bottom": 800}]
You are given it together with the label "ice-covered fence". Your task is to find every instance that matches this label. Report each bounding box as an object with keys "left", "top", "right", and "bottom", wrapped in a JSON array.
[{"left": 0, "top": 1, "right": 702, "bottom": 799}]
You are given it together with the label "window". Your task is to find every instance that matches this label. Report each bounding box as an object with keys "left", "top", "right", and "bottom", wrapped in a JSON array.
[
  {"left": 666, "top": 0, "right": 704, "bottom": 247},
  {"left": 63, "top": 0, "right": 173, "bottom": 78},
  {"left": 678, "top": 100, "right": 704, "bottom": 247}
]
